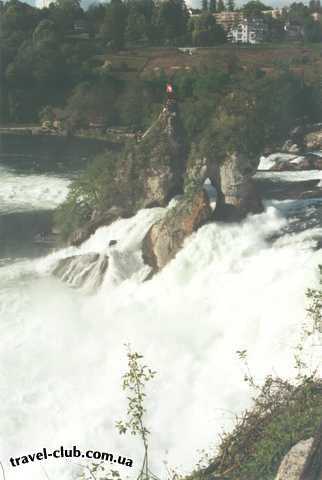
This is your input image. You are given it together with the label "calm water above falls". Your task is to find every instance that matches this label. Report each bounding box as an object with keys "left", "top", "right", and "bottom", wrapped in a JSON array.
[{"left": 0, "top": 158, "right": 322, "bottom": 480}]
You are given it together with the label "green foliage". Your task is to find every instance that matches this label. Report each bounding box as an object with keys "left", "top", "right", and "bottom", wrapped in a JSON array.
[
  {"left": 242, "top": 0, "right": 271, "bottom": 16},
  {"left": 190, "top": 12, "right": 226, "bottom": 46},
  {"left": 54, "top": 150, "right": 121, "bottom": 240},
  {"left": 303, "top": 16, "right": 322, "bottom": 42},
  {"left": 116, "top": 345, "right": 158, "bottom": 480},
  {"left": 100, "top": 0, "right": 127, "bottom": 50},
  {"left": 152, "top": 0, "right": 189, "bottom": 45},
  {"left": 191, "top": 69, "right": 319, "bottom": 163}
]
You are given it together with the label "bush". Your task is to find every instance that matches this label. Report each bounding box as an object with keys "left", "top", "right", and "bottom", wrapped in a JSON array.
[{"left": 54, "top": 150, "right": 121, "bottom": 240}]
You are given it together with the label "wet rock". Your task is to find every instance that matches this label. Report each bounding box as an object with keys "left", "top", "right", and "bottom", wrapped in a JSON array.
[
  {"left": 299, "top": 421, "right": 322, "bottom": 480},
  {"left": 68, "top": 207, "right": 128, "bottom": 246},
  {"left": 52, "top": 253, "right": 108, "bottom": 291},
  {"left": 305, "top": 129, "right": 322, "bottom": 150},
  {"left": 282, "top": 140, "right": 301, "bottom": 154},
  {"left": 142, "top": 189, "right": 212, "bottom": 273},
  {"left": 210, "top": 151, "right": 263, "bottom": 220},
  {"left": 275, "top": 438, "right": 314, "bottom": 480}
]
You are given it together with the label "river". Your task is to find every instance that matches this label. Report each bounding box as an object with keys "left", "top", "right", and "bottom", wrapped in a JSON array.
[{"left": 0, "top": 151, "right": 322, "bottom": 480}]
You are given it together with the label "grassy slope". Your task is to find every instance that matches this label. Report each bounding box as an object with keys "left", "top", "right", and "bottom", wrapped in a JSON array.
[{"left": 99, "top": 44, "right": 322, "bottom": 83}]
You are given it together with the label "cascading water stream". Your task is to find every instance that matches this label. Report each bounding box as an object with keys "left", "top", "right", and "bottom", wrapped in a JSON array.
[{"left": 0, "top": 164, "right": 321, "bottom": 480}]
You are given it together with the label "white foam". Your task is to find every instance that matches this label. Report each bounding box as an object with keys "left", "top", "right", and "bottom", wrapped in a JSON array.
[
  {"left": 258, "top": 153, "right": 297, "bottom": 171},
  {"left": 0, "top": 205, "right": 321, "bottom": 480},
  {"left": 256, "top": 169, "right": 322, "bottom": 183},
  {"left": 0, "top": 165, "right": 71, "bottom": 213}
]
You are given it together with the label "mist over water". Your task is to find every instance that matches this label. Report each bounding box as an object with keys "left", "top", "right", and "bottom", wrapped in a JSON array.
[{"left": 0, "top": 161, "right": 322, "bottom": 479}]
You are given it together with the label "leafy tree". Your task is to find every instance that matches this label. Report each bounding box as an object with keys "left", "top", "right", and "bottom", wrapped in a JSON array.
[
  {"left": 209, "top": 0, "right": 217, "bottom": 12},
  {"left": 100, "top": 0, "right": 127, "bottom": 50},
  {"left": 153, "top": 0, "right": 189, "bottom": 44},
  {"left": 309, "top": 0, "right": 321, "bottom": 12},
  {"left": 59, "top": 81, "right": 118, "bottom": 130},
  {"left": 226, "top": 0, "right": 235, "bottom": 11},
  {"left": 48, "top": 0, "right": 83, "bottom": 34},
  {"left": 191, "top": 12, "right": 226, "bottom": 46},
  {"left": 216, "top": 0, "right": 226, "bottom": 12},
  {"left": 242, "top": 0, "right": 271, "bottom": 17},
  {"left": 303, "top": 16, "right": 322, "bottom": 41},
  {"left": 288, "top": 2, "right": 310, "bottom": 25},
  {"left": 202, "top": 0, "right": 209, "bottom": 11},
  {"left": 85, "top": 3, "right": 106, "bottom": 37},
  {"left": 125, "top": 10, "right": 147, "bottom": 43}
]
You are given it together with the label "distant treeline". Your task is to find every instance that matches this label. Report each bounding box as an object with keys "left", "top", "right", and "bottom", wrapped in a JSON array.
[{"left": 1, "top": 0, "right": 322, "bottom": 126}]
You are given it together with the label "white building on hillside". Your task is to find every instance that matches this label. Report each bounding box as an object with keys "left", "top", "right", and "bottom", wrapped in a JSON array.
[{"left": 230, "top": 17, "right": 267, "bottom": 44}]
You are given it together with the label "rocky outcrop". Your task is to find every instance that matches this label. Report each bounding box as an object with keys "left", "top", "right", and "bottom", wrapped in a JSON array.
[
  {"left": 142, "top": 189, "right": 212, "bottom": 272},
  {"left": 305, "top": 129, "right": 322, "bottom": 150},
  {"left": 300, "top": 421, "right": 322, "bottom": 480},
  {"left": 275, "top": 421, "right": 322, "bottom": 480},
  {"left": 52, "top": 253, "right": 108, "bottom": 291},
  {"left": 275, "top": 439, "right": 314, "bottom": 480},
  {"left": 110, "top": 98, "right": 187, "bottom": 212},
  {"left": 208, "top": 151, "right": 263, "bottom": 221}
]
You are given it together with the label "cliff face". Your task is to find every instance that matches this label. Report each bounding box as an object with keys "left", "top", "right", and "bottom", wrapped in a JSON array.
[
  {"left": 68, "top": 97, "right": 263, "bottom": 249},
  {"left": 109, "top": 98, "right": 187, "bottom": 212},
  {"left": 142, "top": 189, "right": 212, "bottom": 273},
  {"left": 211, "top": 151, "right": 263, "bottom": 220}
]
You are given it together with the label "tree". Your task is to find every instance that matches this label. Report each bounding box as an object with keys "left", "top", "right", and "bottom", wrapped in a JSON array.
[
  {"left": 125, "top": 10, "right": 147, "bottom": 43},
  {"left": 288, "top": 2, "right": 310, "bottom": 25},
  {"left": 226, "top": 0, "right": 235, "bottom": 11},
  {"left": 303, "top": 16, "right": 322, "bottom": 41},
  {"left": 217, "top": 0, "right": 226, "bottom": 12},
  {"left": 153, "top": 0, "right": 189, "bottom": 44},
  {"left": 202, "top": 0, "right": 209, "bottom": 11},
  {"left": 47, "top": 0, "right": 84, "bottom": 35},
  {"left": 100, "top": 0, "right": 127, "bottom": 50},
  {"left": 242, "top": 0, "right": 271, "bottom": 17},
  {"left": 309, "top": 0, "right": 321, "bottom": 12},
  {"left": 191, "top": 12, "right": 226, "bottom": 45},
  {"left": 209, "top": 0, "right": 217, "bottom": 12},
  {"left": 85, "top": 3, "right": 106, "bottom": 37}
]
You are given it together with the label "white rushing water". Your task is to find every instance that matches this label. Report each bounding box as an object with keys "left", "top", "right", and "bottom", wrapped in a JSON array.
[
  {"left": 1, "top": 163, "right": 322, "bottom": 480},
  {"left": 0, "top": 165, "right": 71, "bottom": 213}
]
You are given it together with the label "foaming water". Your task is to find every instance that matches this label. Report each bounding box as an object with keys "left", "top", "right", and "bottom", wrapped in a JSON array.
[
  {"left": 0, "top": 204, "right": 321, "bottom": 480},
  {"left": 0, "top": 165, "right": 71, "bottom": 213},
  {"left": 256, "top": 168, "right": 322, "bottom": 182}
]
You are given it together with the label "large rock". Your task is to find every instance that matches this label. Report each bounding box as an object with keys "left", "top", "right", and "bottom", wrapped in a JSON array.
[
  {"left": 109, "top": 98, "right": 187, "bottom": 212},
  {"left": 305, "top": 130, "right": 322, "bottom": 150},
  {"left": 134, "top": 98, "right": 187, "bottom": 208},
  {"left": 300, "top": 421, "right": 322, "bottom": 480},
  {"left": 52, "top": 253, "right": 108, "bottom": 291},
  {"left": 142, "top": 189, "right": 212, "bottom": 273},
  {"left": 275, "top": 439, "right": 314, "bottom": 480},
  {"left": 209, "top": 151, "right": 263, "bottom": 220}
]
